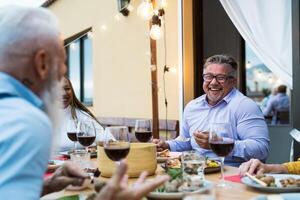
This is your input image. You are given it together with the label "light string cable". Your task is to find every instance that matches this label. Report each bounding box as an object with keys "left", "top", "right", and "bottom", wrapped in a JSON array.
[{"left": 162, "top": 11, "right": 168, "bottom": 140}]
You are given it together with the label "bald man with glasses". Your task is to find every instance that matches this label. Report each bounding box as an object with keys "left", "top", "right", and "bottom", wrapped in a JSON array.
[{"left": 154, "top": 54, "right": 269, "bottom": 167}]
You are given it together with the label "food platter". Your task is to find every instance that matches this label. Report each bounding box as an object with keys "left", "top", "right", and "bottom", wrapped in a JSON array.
[
  {"left": 147, "top": 181, "right": 213, "bottom": 200},
  {"left": 241, "top": 174, "right": 300, "bottom": 193},
  {"left": 157, "top": 151, "right": 182, "bottom": 163}
]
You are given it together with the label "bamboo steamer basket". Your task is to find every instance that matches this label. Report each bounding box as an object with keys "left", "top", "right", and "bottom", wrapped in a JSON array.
[{"left": 97, "top": 143, "right": 157, "bottom": 178}]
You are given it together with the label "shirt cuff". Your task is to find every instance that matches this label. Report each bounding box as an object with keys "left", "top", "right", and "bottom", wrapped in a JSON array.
[
  {"left": 166, "top": 140, "right": 176, "bottom": 151},
  {"left": 231, "top": 140, "right": 246, "bottom": 158}
]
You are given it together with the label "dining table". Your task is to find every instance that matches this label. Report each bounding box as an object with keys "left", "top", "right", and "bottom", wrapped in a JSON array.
[{"left": 41, "top": 159, "right": 268, "bottom": 200}]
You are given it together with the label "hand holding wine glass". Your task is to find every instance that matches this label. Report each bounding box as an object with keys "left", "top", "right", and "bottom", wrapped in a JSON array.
[
  {"left": 104, "top": 126, "right": 130, "bottom": 164},
  {"left": 135, "top": 120, "right": 152, "bottom": 142},
  {"left": 208, "top": 122, "right": 234, "bottom": 188}
]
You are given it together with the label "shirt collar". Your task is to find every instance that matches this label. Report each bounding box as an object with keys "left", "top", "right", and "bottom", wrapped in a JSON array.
[
  {"left": 0, "top": 72, "right": 43, "bottom": 109},
  {"left": 195, "top": 88, "right": 237, "bottom": 105}
]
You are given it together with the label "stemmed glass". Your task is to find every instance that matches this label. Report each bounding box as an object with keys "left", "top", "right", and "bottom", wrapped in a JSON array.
[
  {"left": 208, "top": 122, "right": 235, "bottom": 188},
  {"left": 104, "top": 126, "right": 131, "bottom": 165},
  {"left": 135, "top": 119, "right": 152, "bottom": 142},
  {"left": 66, "top": 119, "right": 78, "bottom": 152},
  {"left": 76, "top": 120, "right": 96, "bottom": 152}
]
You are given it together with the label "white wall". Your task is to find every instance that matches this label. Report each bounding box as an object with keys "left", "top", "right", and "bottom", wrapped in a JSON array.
[{"left": 48, "top": 0, "right": 180, "bottom": 120}]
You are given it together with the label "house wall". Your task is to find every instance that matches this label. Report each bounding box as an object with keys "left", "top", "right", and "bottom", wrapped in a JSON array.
[{"left": 48, "top": 0, "right": 180, "bottom": 120}]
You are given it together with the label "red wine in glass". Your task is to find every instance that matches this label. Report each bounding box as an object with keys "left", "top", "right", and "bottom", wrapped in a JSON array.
[
  {"left": 67, "top": 132, "right": 78, "bottom": 142},
  {"left": 209, "top": 140, "right": 234, "bottom": 157},
  {"left": 104, "top": 145, "right": 130, "bottom": 161},
  {"left": 104, "top": 127, "right": 130, "bottom": 164},
  {"left": 209, "top": 122, "right": 234, "bottom": 188},
  {"left": 77, "top": 121, "right": 96, "bottom": 152},
  {"left": 135, "top": 120, "right": 152, "bottom": 142},
  {"left": 135, "top": 131, "right": 152, "bottom": 142},
  {"left": 77, "top": 134, "right": 96, "bottom": 146}
]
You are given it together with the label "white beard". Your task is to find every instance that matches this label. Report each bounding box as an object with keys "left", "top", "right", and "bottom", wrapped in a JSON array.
[{"left": 41, "top": 76, "right": 64, "bottom": 154}]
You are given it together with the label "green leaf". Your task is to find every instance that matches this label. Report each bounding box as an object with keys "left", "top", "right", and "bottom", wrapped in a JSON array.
[
  {"left": 166, "top": 168, "right": 182, "bottom": 180},
  {"left": 57, "top": 195, "right": 80, "bottom": 200}
]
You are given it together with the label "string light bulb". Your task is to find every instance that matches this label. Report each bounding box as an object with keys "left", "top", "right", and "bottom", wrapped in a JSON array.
[
  {"left": 87, "top": 31, "right": 94, "bottom": 39},
  {"left": 160, "top": 0, "right": 167, "bottom": 8},
  {"left": 70, "top": 42, "right": 77, "bottom": 50},
  {"left": 137, "top": 0, "right": 153, "bottom": 20},
  {"left": 150, "top": 24, "right": 162, "bottom": 40}
]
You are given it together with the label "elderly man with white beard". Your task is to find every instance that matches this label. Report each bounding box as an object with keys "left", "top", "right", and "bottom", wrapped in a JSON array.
[{"left": 0, "top": 5, "right": 168, "bottom": 200}]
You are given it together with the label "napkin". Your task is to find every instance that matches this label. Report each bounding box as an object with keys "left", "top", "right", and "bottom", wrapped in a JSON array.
[{"left": 224, "top": 174, "right": 241, "bottom": 183}]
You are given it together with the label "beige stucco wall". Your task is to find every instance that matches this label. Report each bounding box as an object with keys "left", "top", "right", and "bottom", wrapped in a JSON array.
[{"left": 48, "top": 0, "right": 180, "bottom": 120}]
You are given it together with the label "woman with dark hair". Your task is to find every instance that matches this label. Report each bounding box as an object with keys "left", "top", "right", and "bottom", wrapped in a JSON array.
[{"left": 59, "top": 77, "right": 104, "bottom": 151}]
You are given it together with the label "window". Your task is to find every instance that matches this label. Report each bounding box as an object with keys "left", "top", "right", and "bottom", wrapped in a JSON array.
[
  {"left": 65, "top": 29, "right": 93, "bottom": 106},
  {"left": 245, "top": 43, "right": 290, "bottom": 125}
]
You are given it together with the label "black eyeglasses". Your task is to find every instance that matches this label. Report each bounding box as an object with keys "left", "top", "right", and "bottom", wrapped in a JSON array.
[{"left": 202, "top": 73, "right": 234, "bottom": 83}]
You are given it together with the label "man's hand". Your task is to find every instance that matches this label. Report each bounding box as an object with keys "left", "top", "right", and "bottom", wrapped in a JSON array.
[
  {"left": 239, "top": 159, "right": 288, "bottom": 176},
  {"left": 96, "top": 160, "right": 169, "bottom": 200},
  {"left": 193, "top": 131, "right": 210, "bottom": 149},
  {"left": 152, "top": 139, "right": 170, "bottom": 152},
  {"left": 41, "top": 162, "right": 90, "bottom": 196}
]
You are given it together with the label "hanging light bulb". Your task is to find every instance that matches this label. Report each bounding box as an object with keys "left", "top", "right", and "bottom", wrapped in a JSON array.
[
  {"left": 169, "top": 67, "right": 177, "bottom": 74},
  {"left": 246, "top": 61, "right": 251, "bottom": 69},
  {"left": 150, "top": 24, "right": 163, "bottom": 40},
  {"left": 137, "top": 0, "right": 153, "bottom": 20},
  {"left": 160, "top": 0, "right": 167, "bottom": 8},
  {"left": 87, "top": 31, "right": 94, "bottom": 39},
  {"left": 70, "top": 42, "right": 77, "bottom": 50},
  {"left": 127, "top": 4, "right": 134, "bottom": 12}
]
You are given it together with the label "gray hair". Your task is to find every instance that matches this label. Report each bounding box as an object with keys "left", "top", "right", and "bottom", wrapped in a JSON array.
[
  {"left": 204, "top": 54, "right": 238, "bottom": 77},
  {"left": 0, "top": 6, "right": 60, "bottom": 66}
]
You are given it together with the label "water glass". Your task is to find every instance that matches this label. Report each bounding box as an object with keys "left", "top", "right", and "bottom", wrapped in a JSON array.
[
  {"left": 70, "top": 150, "right": 91, "bottom": 170},
  {"left": 181, "top": 151, "right": 206, "bottom": 191}
]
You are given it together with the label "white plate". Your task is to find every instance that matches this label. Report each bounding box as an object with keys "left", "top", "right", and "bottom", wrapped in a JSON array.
[
  {"left": 157, "top": 152, "right": 182, "bottom": 163},
  {"left": 147, "top": 180, "right": 213, "bottom": 199},
  {"left": 241, "top": 174, "right": 300, "bottom": 193}
]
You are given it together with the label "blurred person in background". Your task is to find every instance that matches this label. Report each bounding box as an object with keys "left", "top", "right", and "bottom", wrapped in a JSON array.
[
  {"left": 0, "top": 5, "right": 167, "bottom": 199},
  {"left": 263, "top": 84, "right": 289, "bottom": 124}
]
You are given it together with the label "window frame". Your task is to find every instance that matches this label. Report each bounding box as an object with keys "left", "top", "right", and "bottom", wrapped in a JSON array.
[{"left": 64, "top": 27, "right": 93, "bottom": 106}]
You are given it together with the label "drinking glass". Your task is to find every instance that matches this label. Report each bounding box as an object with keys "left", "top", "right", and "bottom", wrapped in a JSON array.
[
  {"left": 135, "top": 119, "right": 152, "bottom": 142},
  {"left": 208, "top": 122, "right": 234, "bottom": 188},
  {"left": 66, "top": 119, "right": 78, "bottom": 152},
  {"left": 76, "top": 120, "right": 96, "bottom": 152},
  {"left": 181, "top": 151, "right": 206, "bottom": 191},
  {"left": 104, "top": 126, "right": 130, "bottom": 165}
]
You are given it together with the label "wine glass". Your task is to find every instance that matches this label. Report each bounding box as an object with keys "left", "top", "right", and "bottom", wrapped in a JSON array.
[
  {"left": 208, "top": 122, "right": 235, "bottom": 188},
  {"left": 66, "top": 119, "right": 78, "bottom": 152},
  {"left": 104, "top": 126, "right": 130, "bottom": 165},
  {"left": 135, "top": 119, "right": 152, "bottom": 142},
  {"left": 76, "top": 120, "right": 96, "bottom": 152}
]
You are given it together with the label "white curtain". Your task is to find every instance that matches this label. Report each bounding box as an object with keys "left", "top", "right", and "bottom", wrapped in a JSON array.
[{"left": 219, "top": 0, "right": 293, "bottom": 89}]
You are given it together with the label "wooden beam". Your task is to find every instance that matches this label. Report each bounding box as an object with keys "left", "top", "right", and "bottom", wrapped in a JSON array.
[{"left": 150, "top": 0, "right": 159, "bottom": 139}]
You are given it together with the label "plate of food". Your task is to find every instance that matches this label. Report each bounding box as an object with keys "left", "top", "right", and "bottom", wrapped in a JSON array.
[
  {"left": 147, "top": 180, "right": 213, "bottom": 199},
  {"left": 59, "top": 146, "right": 97, "bottom": 158},
  {"left": 157, "top": 150, "right": 182, "bottom": 163},
  {"left": 241, "top": 174, "right": 300, "bottom": 193},
  {"left": 204, "top": 159, "right": 221, "bottom": 174},
  {"left": 161, "top": 158, "right": 221, "bottom": 174}
]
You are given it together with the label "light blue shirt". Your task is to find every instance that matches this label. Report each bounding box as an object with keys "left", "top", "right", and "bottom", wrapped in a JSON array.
[
  {"left": 263, "top": 93, "right": 289, "bottom": 116},
  {"left": 0, "top": 72, "right": 52, "bottom": 199},
  {"left": 168, "top": 88, "right": 269, "bottom": 166}
]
